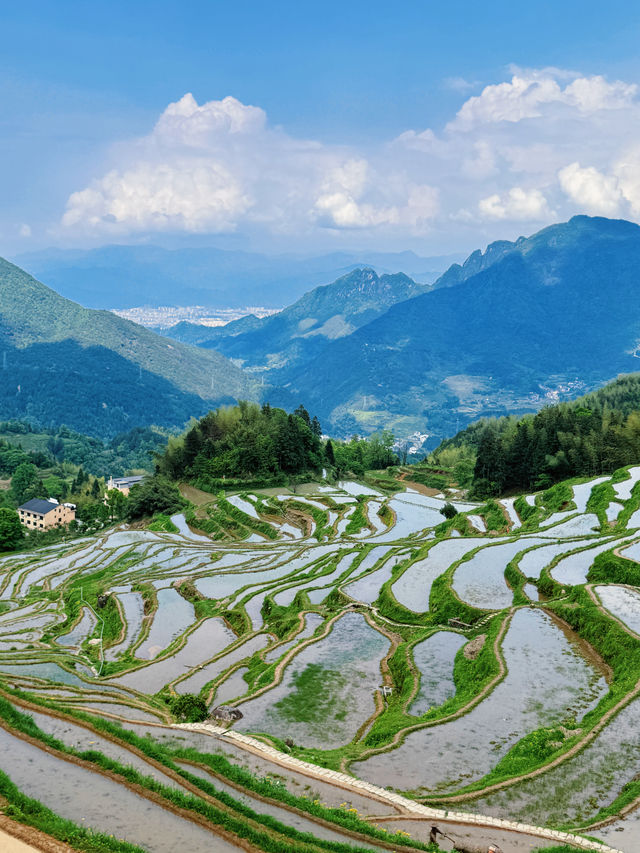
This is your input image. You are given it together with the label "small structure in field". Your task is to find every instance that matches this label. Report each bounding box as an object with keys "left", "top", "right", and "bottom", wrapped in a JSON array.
[
  {"left": 448, "top": 617, "right": 471, "bottom": 630},
  {"left": 210, "top": 705, "right": 244, "bottom": 723}
]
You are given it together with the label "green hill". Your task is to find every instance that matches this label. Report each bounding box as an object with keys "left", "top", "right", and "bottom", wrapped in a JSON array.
[
  {"left": 272, "top": 216, "right": 640, "bottom": 439},
  {"left": 0, "top": 257, "right": 257, "bottom": 437},
  {"left": 430, "top": 373, "right": 640, "bottom": 496}
]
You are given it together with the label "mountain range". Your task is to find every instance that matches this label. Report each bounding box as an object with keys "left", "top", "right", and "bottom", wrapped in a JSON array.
[
  {"left": 13, "top": 245, "right": 457, "bottom": 310},
  {"left": 4, "top": 215, "right": 640, "bottom": 446},
  {"left": 274, "top": 216, "right": 640, "bottom": 442},
  {"left": 167, "top": 268, "right": 426, "bottom": 371}
]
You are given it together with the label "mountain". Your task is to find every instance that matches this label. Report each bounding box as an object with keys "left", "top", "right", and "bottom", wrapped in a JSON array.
[
  {"left": 0, "top": 257, "right": 257, "bottom": 437},
  {"left": 166, "top": 268, "right": 426, "bottom": 371},
  {"left": 12, "top": 245, "right": 458, "bottom": 310},
  {"left": 272, "top": 216, "right": 640, "bottom": 442}
]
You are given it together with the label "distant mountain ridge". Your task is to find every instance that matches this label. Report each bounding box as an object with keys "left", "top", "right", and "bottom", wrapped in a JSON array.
[
  {"left": 0, "top": 257, "right": 257, "bottom": 437},
  {"left": 269, "top": 216, "right": 640, "bottom": 441},
  {"left": 166, "top": 268, "right": 426, "bottom": 371},
  {"left": 14, "top": 245, "right": 458, "bottom": 310}
]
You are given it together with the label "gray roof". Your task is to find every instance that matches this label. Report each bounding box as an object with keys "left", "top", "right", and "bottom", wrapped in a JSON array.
[
  {"left": 19, "top": 499, "right": 60, "bottom": 515},
  {"left": 112, "top": 476, "right": 144, "bottom": 485}
]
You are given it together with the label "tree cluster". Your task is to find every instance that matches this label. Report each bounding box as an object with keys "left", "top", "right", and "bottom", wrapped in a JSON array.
[
  {"left": 436, "top": 375, "right": 640, "bottom": 497},
  {"left": 156, "top": 402, "right": 324, "bottom": 483}
]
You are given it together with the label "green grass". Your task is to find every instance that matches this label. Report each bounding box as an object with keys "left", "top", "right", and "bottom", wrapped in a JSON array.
[{"left": 148, "top": 513, "right": 179, "bottom": 532}]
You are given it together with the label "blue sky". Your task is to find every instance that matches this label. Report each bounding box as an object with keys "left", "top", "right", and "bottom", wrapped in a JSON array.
[{"left": 4, "top": 0, "right": 640, "bottom": 255}]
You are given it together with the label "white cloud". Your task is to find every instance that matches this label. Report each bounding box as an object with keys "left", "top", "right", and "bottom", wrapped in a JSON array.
[
  {"left": 59, "top": 68, "right": 640, "bottom": 247},
  {"left": 478, "top": 187, "right": 551, "bottom": 221},
  {"left": 443, "top": 76, "right": 480, "bottom": 94},
  {"left": 153, "top": 93, "right": 266, "bottom": 146},
  {"left": 558, "top": 162, "right": 624, "bottom": 216},
  {"left": 449, "top": 69, "right": 637, "bottom": 131},
  {"left": 63, "top": 159, "right": 252, "bottom": 232}
]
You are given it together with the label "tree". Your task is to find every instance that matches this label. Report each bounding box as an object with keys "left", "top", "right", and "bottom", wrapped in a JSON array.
[
  {"left": 440, "top": 502, "right": 458, "bottom": 519},
  {"left": 126, "top": 477, "right": 185, "bottom": 520},
  {"left": 169, "top": 693, "right": 208, "bottom": 722},
  {"left": 0, "top": 508, "right": 24, "bottom": 551},
  {"left": 325, "top": 439, "right": 336, "bottom": 466},
  {"left": 105, "top": 488, "right": 127, "bottom": 521},
  {"left": 294, "top": 405, "right": 311, "bottom": 428},
  {"left": 11, "top": 462, "right": 43, "bottom": 505}
]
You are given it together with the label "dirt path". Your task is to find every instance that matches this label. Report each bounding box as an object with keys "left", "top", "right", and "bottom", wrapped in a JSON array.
[{"left": 0, "top": 817, "right": 72, "bottom": 853}]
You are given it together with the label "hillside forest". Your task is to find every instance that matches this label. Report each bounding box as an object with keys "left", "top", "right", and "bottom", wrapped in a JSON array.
[{"left": 429, "top": 374, "right": 640, "bottom": 497}]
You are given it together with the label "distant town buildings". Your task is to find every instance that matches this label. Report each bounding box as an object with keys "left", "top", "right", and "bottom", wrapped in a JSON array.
[
  {"left": 18, "top": 498, "right": 76, "bottom": 530},
  {"left": 107, "top": 475, "right": 144, "bottom": 497}
]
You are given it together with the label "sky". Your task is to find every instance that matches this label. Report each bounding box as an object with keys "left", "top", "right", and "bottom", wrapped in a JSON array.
[{"left": 4, "top": 0, "right": 640, "bottom": 257}]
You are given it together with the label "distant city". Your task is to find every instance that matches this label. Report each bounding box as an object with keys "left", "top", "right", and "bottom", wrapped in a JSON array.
[{"left": 111, "top": 305, "right": 281, "bottom": 330}]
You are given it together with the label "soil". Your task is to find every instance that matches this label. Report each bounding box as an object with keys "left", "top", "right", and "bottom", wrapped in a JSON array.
[
  {"left": 463, "top": 634, "right": 487, "bottom": 660},
  {"left": 0, "top": 815, "right": 73, "bottom": 853}
]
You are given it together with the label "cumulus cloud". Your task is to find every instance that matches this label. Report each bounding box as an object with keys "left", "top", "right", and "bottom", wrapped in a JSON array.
[
  {"left": 449, "top": 69, "right": 636, "bottom": 130},
  {"left": 558, "top": 163, "right": 624, "bottom": 216},
  {"left": 63, "top": 159, "right": 252, "bottom": 232},
  {"left": 60, "top": 67, "right": 640, "bottom": 246},
  {"left": 478, "top": 187, "right": 552, "bottom": 220}
]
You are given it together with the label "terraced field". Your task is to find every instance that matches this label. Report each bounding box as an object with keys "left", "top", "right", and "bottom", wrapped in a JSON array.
[{"left": 2, "top": 473, "right": 640, "bottom": 852}]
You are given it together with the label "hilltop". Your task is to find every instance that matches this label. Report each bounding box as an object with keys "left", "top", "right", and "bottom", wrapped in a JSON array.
[{"left": 167, "top": 267, "right": 426, "bottom": 371}]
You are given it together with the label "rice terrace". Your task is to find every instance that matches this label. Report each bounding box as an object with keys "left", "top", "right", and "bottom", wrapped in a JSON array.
[{"left": 2, "top": 461, "right": 640, "bottom": 852}]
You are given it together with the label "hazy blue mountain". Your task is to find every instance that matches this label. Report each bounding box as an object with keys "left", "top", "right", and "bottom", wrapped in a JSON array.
[
  {"left": 166, "top": 268, "right": 426, "bottom": 371},
  {"left": 273, "top": 216, "right": 640, "bottom": 442},
  {"left": 0, "top": 257, "right": 257, "bottom": 437},
  {"left": 13, "top": 245, "right": 457, "bottom": 310}
]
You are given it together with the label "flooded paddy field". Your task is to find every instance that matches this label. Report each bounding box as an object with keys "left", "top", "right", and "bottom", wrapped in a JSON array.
[
  {"left": 1, "top": 473, "right": 640, "bottom": 850},
  {"left": 235, "top": 612, "right": 389, "bottom": 748},
  {"left": 352, "top": 607, "right": 608, "bottom": 792}
]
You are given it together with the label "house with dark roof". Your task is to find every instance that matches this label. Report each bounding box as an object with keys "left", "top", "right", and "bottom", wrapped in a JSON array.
[{"left": 18, "top": 498, "right": 76, "bottom": 530}]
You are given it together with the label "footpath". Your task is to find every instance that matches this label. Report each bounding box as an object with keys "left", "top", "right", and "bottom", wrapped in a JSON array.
[{"left": 177, "top": 722, "right": 623, "bottom": 853}]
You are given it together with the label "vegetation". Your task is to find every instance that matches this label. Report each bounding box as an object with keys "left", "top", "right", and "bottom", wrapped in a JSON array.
[
  {"left": 157, "top": 402, "right": 324, "bottom": 485},
  {"left": 169, "top": 693, "right": 208, "bottom": 722},
  {"left": 125, "top": 476, "right": 185, "bottom": 520},
  {"left": 0, "top": 507, "right": 24, "bottom": 550},
  {"left": 431, "top": 374, "right": 640, "bottom": 497},
  {"left": 157, "top": 401, "right": 399, "bottom": 489}
]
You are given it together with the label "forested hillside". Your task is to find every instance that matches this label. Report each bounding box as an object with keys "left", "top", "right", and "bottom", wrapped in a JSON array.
[
  {"left": 272, "top": 216, "right": 640, "bottom": 439},
  {"left": 0, "top": 257, "right": 257, "bottom": 437},
  {"left": 430, "top": 373, "right": 640, "bottom": 496},
  {"left": 156, "top": 402, "right": 325, "bottom": 488},
  {"left": 156, "top": 401, "right": 399, "bottom": 491}
]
